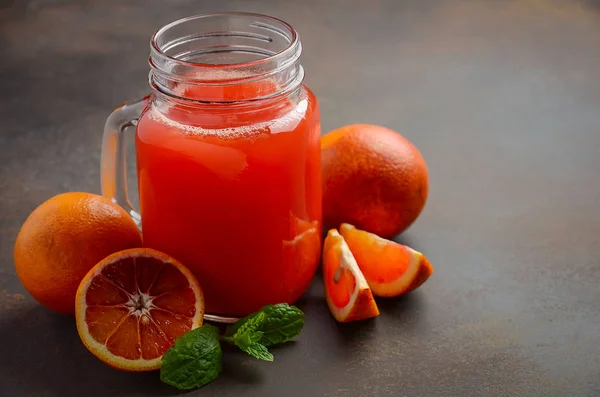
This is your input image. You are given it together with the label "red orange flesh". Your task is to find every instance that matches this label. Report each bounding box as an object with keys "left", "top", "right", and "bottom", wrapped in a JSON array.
[
  {"left": 322, "top": 229, "right": 379, "bottom": 322},
  {"left": 75, "top": 248, "right": 204, "bottom": 371},
  {"left": 339, "top": 223, "right": 433, "bottom": 297}
]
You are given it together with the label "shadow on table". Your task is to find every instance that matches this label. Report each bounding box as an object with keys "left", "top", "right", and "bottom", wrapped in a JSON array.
[
  {"left": 376, "top": 290, "right": 424, "bottom": 315},
  {"left": 0, "top": 304, "right": 175, "bottom": 397},
  {"left": 220, "top": 344, "right": 265, "bottom": 384},
  {"left": 332, "top": 291, "right": 425, "bottom": 344}
]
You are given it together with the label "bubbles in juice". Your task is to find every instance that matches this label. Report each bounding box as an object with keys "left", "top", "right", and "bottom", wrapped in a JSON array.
[{"left": 148, "top": 96, "right": 308, "bottom": 140}]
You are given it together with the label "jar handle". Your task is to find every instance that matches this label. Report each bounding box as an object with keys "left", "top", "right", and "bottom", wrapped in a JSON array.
[{"left": 101, "top": 96, "right": 149, "bottom": 228}]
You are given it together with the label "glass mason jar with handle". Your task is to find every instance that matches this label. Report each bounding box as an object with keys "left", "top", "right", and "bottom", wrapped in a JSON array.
[{"left": 101, "top": 13, "right": 322, "bottom": 319}]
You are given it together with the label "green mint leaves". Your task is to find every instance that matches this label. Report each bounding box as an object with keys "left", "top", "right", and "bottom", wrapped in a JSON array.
[
  {"left": 160, "top": 303, "right": 304, "bottom": 390},
  {"left": 224, "top": 312, "right": 274, "bottom": 361},
  {"left": 160, "top": 324, "right": 222, "bottom": 390},
  {"left": 220, "top": 303, "right": 305, "bottom": 362},
  {"left": 225, "top": 303, "right": 305, "bottom": 346}
]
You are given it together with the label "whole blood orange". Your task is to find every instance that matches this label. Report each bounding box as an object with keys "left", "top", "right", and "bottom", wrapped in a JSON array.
[
  {"left": 321, "top": 124, "right": 429, "bottom": 238},
  {"left": 14, "top": 192, "right": 142, "bottom": 315},
  {"left": 75, "top": 248, "right": 204, "bottom": 371}
]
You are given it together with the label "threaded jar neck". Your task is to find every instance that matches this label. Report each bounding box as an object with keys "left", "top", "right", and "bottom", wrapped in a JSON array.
[{"left": 149, "top": 12, "right": 304, "bottom": 105}]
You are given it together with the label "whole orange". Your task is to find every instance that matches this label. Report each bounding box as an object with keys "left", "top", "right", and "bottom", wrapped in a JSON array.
[
  {"left": 321, "top": 124, "right": 429, "bottom": 238},
  {"left": 14, "top": 192, "right": 142, "bottom": 315}
]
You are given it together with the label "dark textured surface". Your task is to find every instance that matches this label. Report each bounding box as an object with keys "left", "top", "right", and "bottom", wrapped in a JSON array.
[{"left": 2, "top": 0, "right": 600, "bottom": 396}]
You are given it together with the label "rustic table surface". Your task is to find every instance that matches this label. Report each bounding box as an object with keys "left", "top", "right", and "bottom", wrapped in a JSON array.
[{"left": 1, "top": 1, "right": 600, "bottom": 396}]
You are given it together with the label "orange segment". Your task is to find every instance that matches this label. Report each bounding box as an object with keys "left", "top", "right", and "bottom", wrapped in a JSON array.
[
  {"left": 322, "top": 229, "right": 379, "bottom": 322},
  {"left": 135, "top": 256, "right": 164, "bottom": 294},
  {"left": 100, "top": 256, "right": 137, "bottom": 294},
  {"left": 106, "top": 314, "right": 141, "bottom": 360},
  {"left": 339, "top": 223, "right": 433, "bottom": 297},
  {"left": 75, "top": 248, "right": 204, "bottom": 372},
  {"left": 152, "top": 288, "right": 198, "bottom": 316},
  {"left": 84, "top": 306, "right": 129, "bottom": 343},
  {"left": 85, "top": 275, "right": 130, "bottom": 306},
  {"left": 139, "top": 316, "right": 172, "bottom": 360},
  {"left": 150, "top": 263, "right": 191, "bottom": 296},
  {"left": 151, "top": 309, "right": 193, "bottom": 341}
]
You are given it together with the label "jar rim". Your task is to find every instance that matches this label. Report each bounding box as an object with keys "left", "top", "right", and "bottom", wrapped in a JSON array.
[
  {"left": 150, "top": 12, "right": 299, "bottom": 71},
  {"left": 148, "top": 12, "right": 304, "bottom": 105}
]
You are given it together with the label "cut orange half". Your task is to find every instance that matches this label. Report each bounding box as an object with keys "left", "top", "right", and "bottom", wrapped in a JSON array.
[
  {"left": 339, "top": 223, "right": 433, "bottom": 297},
  {"left": 75, "top": 248, "right": 204, "bottom": 371},
  {"left": 322, "top": 229, "right": 379, "bottom": 322}
]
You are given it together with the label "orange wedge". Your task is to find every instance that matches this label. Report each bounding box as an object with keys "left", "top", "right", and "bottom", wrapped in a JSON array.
[
  {"left": 282, "top": 214, "right": 321, "bottom": 303},
  {"left": 339, "top": 223, "right": 433, "bottom": 297},
  {"left": 288, "top": 210, "right": 320, "bottom": 236},
  {"left": 75, "top": 248, "right": 204, "bottom": 371},
  {"left": 322, "top": 229, "right": 379, "bottom": 322}
]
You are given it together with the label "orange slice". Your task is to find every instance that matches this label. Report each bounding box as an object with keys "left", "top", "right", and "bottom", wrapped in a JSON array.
[
  {"left": 75, "top": 248, "right": 204, "bottom": 371},
  {"left": 282, "top": 217, "right": 321, "bottom": 303},
  {"left": 285, "top": 212, "right": 321, "bottom": 277},
  {"left": 322, "top": 229, "right": 379, "bottom": 322},
  {"left": 339, "top": 223, "right": 433, "bottom": 297},
  {"left": 288, "top": 210, "right": 320, "bottom": 236}
]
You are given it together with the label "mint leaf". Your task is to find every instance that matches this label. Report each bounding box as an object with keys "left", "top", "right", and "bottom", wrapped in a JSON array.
[
  {"left": 160, "top": 325, "right": 222, "bottom": 390},
  {"left": 223, "top": 311, "right": 273, "bottom": 361},
  {"left": 226, "top": 303, "right": 304, "bottom": 346},
  {"left": 232, "top": 329, "right": 264, "bottom": 347},
  {"left": 235, "top": 311, "right": 267, "bottom": 339},
  {"left": 239, "top": 341, "right": 274, "bottom": 361}
]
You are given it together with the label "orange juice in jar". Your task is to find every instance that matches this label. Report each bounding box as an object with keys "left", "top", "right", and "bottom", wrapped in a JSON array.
[{"left": 102, "top": 13, "right": 321, "bottom": 317}]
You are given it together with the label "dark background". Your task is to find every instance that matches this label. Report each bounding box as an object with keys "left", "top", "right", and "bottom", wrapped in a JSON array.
[{"left": 1, "top": 0, "right": 600, "bottom": 396}]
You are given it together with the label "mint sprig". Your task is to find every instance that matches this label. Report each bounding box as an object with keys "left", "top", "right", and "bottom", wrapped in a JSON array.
[
  {"left": 223, "top": 312, "right": 274, "bottom": 361},
  {"left": 160, "top": 303, "right": 304, "bottom": 390},
  {"left": 225, "top": 303, "right": 305, "bottom": 346}
]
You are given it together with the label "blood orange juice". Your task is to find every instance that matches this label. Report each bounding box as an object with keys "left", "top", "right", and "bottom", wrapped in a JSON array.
[
  {"left": 100, "top": 13, "right": 321, "bottom": 316},
  {"left": 135, "top": 83, "right": 321, "bottom": 316}
]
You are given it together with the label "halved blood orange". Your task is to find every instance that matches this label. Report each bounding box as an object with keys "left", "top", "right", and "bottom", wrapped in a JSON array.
[
  {"left": 339, "top": 223, "right": 433, "bottom": 297},
  {"left": 322, "top": 229, "right": 379, "bottom": 322},
  {"left": 75, "top": 248, "right": 204, "bottom": 371}
]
